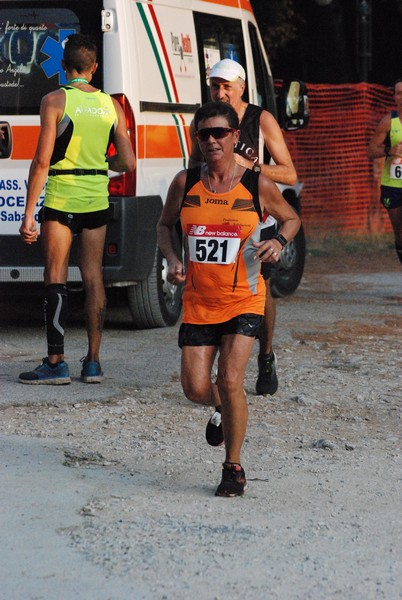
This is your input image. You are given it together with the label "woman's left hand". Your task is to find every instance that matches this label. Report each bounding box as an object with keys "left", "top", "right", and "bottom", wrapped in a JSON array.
[{"left": 253, "top": 239, "right": 282, "bottom": 262}]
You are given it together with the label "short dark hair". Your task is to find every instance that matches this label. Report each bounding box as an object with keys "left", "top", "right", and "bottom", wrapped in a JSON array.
[
  {"left": 194, "top": 101, "right": 239, "bottom": 131},
  {"left": 63, "top": 34, "right": 97, "bottom": 73}
]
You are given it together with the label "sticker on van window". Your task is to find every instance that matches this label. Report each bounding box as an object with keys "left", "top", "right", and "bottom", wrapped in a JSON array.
[
  {"left": 0, "top": 9, "right": 80, "bottom": 114},
  {"left": 40, "top": 29, "right": 76, "bottom": 84}
]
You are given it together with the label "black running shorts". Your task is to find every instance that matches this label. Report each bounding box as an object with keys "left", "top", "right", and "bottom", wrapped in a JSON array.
[
  {"left": 380, "top": 185, "right": 402, "bottom": 210},
  {"left": 38, "top": 206, "right": 112, "bottom": 234},
  {"left": 178, "top": 313, "right": 263, "bottom": 348}
]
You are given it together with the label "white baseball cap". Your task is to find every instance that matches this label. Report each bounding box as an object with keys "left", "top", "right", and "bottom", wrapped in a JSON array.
[{"left": 209, "top": 59, "right": 246, "bottom": 82}]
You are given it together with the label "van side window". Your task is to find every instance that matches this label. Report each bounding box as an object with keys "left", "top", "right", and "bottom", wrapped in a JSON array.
[
  {"left": 193, "top": 12, "right": 248, "bottom": 105},
  {"left": 248, "top": 23, "right": 277, "bottom": 117},
  {"left": 0, "top": 3, "right": 103, "bottom": 115}
]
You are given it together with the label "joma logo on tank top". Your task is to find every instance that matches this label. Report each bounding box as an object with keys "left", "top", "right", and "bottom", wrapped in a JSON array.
[{"left": 205, "top": 198, "right": 228, "bottom": 205}]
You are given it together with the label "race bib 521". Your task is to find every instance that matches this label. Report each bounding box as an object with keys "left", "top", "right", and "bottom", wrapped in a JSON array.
[{"left": 187, "top": 224, "right": 241, "bottom": 264}]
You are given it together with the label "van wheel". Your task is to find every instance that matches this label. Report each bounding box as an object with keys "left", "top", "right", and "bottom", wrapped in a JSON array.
[
  {"left": 127, "top": 245, "right": 182, "bottom": 329},
  {"left": 270, "top": 226, "right": 306, "bottom": 298}
]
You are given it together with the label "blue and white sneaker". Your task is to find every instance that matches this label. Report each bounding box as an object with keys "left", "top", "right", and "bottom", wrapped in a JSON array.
[
  {"left": 19, "top": 357, "right": 71, "bottom": 385},
  {"left": 80, "top": 357, "right": 103, "bottom": 383}
]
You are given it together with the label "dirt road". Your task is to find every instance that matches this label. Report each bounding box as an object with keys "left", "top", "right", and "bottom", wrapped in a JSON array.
[{"left": 0, "top": 245, "right": 401, "bottom": 600}]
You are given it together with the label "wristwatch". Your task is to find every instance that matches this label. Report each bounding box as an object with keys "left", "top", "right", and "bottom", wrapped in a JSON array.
[
  {"left": 272, "top": 233, "right": 288, "bottom": 248},
  {"left": 252, "top": 163, "right": 261, "bottom": 173}
]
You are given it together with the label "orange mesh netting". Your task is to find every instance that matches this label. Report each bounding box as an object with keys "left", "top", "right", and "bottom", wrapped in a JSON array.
[{"left": 281, "top": 83, "right": 395, "bottom": 238}]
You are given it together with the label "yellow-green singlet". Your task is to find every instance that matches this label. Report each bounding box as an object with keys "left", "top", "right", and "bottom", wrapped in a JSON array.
[
  {"left": 44, "top": 86, "right": 117, "bottom": 212},
  {"left": 381, "top": 110, "right": 402, "bottom": 189}
]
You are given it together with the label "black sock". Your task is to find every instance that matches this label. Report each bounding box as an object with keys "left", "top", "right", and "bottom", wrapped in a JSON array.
[{"left": 44, "top": 284, "right": 68, "bottom": 356}]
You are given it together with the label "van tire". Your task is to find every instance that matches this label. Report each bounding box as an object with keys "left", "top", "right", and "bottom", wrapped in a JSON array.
[
  {"left": 270, "top": 226, "right": 306, "bottom": 298},
  {"left": 127, "top": 243, "right": 182, "bottom": 329}
]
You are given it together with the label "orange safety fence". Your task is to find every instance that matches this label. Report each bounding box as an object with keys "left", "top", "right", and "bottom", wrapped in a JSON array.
[{"left": 281, "top": 82, "right": 395, "bottom": 238}]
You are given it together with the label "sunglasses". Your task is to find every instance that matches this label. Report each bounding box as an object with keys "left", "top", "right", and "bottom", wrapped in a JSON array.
[{"left": 195, "top": 127, "right": 235, "bottom": 141}]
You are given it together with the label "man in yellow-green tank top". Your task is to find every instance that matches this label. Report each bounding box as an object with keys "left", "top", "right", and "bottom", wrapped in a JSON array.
[
  {"left": 368, "top": 79, "right": 402, "bottom": 267},
  {"left": 45, "top": 86, "right": 116, "bottom": 213},
  {"left": 19, "top": 34, "right": 136, "bottom": 385}
]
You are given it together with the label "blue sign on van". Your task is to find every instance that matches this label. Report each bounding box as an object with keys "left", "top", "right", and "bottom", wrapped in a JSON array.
[{"left": 40, "top": 29, "right": 76, "bottom": 84}]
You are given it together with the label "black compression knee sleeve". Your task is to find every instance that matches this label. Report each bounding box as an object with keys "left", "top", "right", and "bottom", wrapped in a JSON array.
[
  {"left": 44, "top": 284, "right": 68, "bottom": 355},
  {"left": 395, "top": 243, "right": 402, "bottom": 265}
]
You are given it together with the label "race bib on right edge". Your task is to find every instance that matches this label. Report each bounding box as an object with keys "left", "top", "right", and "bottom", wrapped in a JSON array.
[{"left": 390, "top": 157, "right": 402, "bottom": 179}]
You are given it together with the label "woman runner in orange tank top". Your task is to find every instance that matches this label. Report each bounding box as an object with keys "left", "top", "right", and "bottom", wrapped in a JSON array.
[{"left": 157, "top": 101, "right": 300, "bottom": 497}]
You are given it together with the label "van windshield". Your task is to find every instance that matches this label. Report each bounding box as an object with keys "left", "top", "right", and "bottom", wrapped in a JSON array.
[{"left": 0, "top": 3, "right": 102, "bottom": 115}]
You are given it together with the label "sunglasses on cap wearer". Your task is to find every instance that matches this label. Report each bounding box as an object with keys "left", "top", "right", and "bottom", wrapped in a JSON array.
[{"left": 195, "top": 127, "right": 236, "bottom": 142}]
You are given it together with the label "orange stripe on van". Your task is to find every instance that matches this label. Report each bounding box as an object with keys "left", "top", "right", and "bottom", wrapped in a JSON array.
[
  {"left": 11, "top": 124, "right": 191, "bottom": 162},
  {"left": 137, "top": 124, "right": 190, "bottom": 159},
  {"left": 201, "top": 0, "right": 253, "bottom": 11},
  {"left": 147, "top": 0, "right": 253, "bottom": 10},
  {"left": 11, "top": 126, "right": 40, "bottom": 160}
]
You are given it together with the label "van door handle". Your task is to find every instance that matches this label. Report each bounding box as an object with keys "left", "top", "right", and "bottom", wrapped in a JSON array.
[{"left": 0, "top": 121, "right": 12, "bottom": 159}]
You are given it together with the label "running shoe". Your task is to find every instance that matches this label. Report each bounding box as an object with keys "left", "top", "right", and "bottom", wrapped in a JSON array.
[
  {"left": 19, "top": 357, "right": 71, "bottom": 385},
  {"left": 80, "top": 357, "right": 103, "bottom": 383},
  {"left": 255, "top": 352, "right": 278, "bottom": 396},
  {"left": 205, "top": 407, "right": 224, "bottom": 446},
  {"left": 215, "top": 462, "right": 247, "bottom": 497}
]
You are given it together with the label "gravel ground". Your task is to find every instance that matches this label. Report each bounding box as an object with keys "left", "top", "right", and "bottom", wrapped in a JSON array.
[{"left": 0, "top": 244, "right": 401, "bottom": 600}]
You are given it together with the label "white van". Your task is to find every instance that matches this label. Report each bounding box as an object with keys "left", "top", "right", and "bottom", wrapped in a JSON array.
[{"left": 0, "top": 0, "right": 308, "bottom": 328}]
